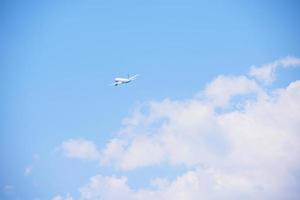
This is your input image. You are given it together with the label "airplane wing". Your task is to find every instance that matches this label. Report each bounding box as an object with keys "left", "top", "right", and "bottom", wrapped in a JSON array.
[
  {"left": 114, "top": 81, "right": 124, "bottom": 86},
  {"left": 110, "top": 82, "right": 119, "bottom": 86}
]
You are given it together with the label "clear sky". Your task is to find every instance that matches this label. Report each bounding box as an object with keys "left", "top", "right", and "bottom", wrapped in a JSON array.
[{"left": 1, "top": 0, "right": 300, "bottom": 199}]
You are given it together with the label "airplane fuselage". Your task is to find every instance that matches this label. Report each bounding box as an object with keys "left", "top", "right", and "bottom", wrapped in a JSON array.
[
  {"left": 114, "top": 78, "right": 131, "bottom": 83},
  {"left": 112, "top": 74, "right": 138, "bottom": 86}
]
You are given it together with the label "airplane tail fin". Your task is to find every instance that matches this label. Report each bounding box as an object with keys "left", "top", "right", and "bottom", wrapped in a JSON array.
[{"left": 129, "top": 74, "right": 139, "bottom": 81}]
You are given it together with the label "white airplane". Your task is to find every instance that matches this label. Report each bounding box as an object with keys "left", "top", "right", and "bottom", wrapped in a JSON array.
[{"left": 112, "top": 74, "right": 139, "bottom": 86}]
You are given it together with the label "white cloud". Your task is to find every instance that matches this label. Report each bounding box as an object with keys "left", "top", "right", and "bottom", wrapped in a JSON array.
[
  {"left": 280, "top": 56, "right": 300, "bottom": 67},
  {"left": 100, "top": 138, "right": 127, "bottom": 165},
  {"left": 79, "top": 175, "right": 133, "bottom": 200},
  {"left": 61, "top": 139, "right": 100, "bottom": 160},
  {"left": 101, "top": 80, "right": 300, "bottom": 165},
  {"left": 61, "top": 57, "right": 300, "bottom": 199},
  {"left": 103, "top": 136, "right": 165, "bottom": 170},
  {"left": 203, "top": 75, "right": 263, "bottom": 107},
  {"left": 249, "top": 56, "right": 300, "bottom": 83},
  {"left": 99, "top": 75, "right": 268, "bottom": 170},
  {"left": 100, "top": 99, "right": 222, "bottom": 170},
  {"left": 79, "top": 165, "right": 300, "bottom": 200}
]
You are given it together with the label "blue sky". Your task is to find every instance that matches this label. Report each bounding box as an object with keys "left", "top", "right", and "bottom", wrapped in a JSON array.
[{"left": 1, "top": 0, "right": 300, "bottom": 199}]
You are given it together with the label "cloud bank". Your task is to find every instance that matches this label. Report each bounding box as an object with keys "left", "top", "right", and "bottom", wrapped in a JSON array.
[{"left": 60, "top": 56, "right": 300, "bottom": 200}]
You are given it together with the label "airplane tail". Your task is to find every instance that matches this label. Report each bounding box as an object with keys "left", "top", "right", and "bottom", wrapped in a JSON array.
[{"left": 129, "top": 74, "right": 139, "bottom": 81}]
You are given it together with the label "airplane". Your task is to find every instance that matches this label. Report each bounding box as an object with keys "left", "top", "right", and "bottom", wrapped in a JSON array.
[{"left": 112, "top": 74, "right": 139, "bottom": 86}]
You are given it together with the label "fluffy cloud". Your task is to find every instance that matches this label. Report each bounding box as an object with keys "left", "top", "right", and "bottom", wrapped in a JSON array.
[
  {"left": 249, "top": 56, "right": 300, "bottom": 83},
  {"left": 77, "top": 78, "right": 300, "bottom": 200},
  {"left": 203, "top": 75, "right": 263, "bottom": 107},
  {"left": 102, "top": 78, "right": 300, "bottom": 170},
  {"left": 79, "top": 166, "right": 299, "bottom": 200},
  {"left": 79, "top": 175, "right": 133, "bottom": 200},
  {"left": 61, "top": 57, "right": 300, "bottom": 199},
  {"left": 61, "top": 139, "right": 100, "bottom": 160},
  {"left": 101, "top": 136, "right": 165, "bottom": 170},
  {"left": 99, "top": 75, "right": 267, "bottom": 170}
]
